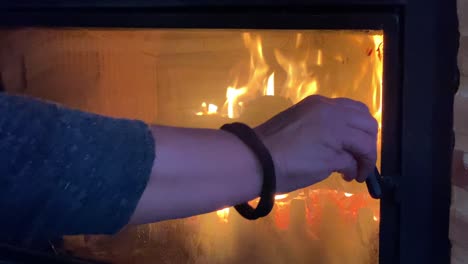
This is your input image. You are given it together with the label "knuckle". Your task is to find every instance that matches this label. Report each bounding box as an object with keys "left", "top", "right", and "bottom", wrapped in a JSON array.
[
  {"left": 372, "top": 118, "right": 379, "bottom": 133},
  {"left": 346, "top": 153, "right": 358, "bottom": 168},
  {"left": 347, "top": 98, "right": 369, "bottom": 112},
  {"left": 365, "top": 116, "right": 379, "bottom": 135},
  {"left": 366, "top": 143, "right": 378, "bottom": 161},
  {"left": 303, "top": 94, "right": 323, "bottom": 104},
  {"left": 357, "top": 101, "right": 370, "bottom": 112},
  {"left": 334, "top": 97, "right": 370, "bottom": 112},
  {"left": 363, "top": 133, "right": 375, "bottom": 149},
  {"left": 365, "top": 144, "right": 376, "bottom": 158}
]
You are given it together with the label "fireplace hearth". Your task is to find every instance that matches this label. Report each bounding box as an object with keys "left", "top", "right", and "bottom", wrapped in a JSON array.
[{"left": 0, "top": 1, "right": 458, "bottom": 264}]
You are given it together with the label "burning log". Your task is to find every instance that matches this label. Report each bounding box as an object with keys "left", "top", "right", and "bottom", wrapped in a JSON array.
[
  {"left": 290, "top": 199, "right": 307, "bottom": 234},
  {"left": 274, "top": 202, "right": 290, "bottom": 230}
]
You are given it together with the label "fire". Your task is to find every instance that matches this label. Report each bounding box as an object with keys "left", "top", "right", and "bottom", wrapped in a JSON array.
[
  {"left": 221, "top": 33, "right": 275, "bottom": 117},
  {"left": 241, "top": 32, "right": 270, "bottom": 97},
  {"left": 274, "top": 43, "right": 319, "bottom": 103},
  {"left": 207, "top": 104, "right": 218, "bottom": 114},
  {"left": 371, "top": 35, "right": 384, "bottom": 169},
  {"left": 198, "top": 32, "right": 384, "bottom": 224},
  {"left": 265, "top": 72, "right": 275, "bottom": 96},
  {"left": 216, "top": 207, "right": 230, "bottom": 223},
  {"left": 372, "top": 35, "right": 384, "bottom": 130},
  {"left": 225, "top": 87, "right": 247, "bottom": 119},
  {"left": 197, "top": 33, "right": 383, "bottom": 122},
  {"left": 298, "top": 80, "right": 318, "bottom": 101},
  {"left": 196, "top": 102, "right": 219, "bottom": 116}
]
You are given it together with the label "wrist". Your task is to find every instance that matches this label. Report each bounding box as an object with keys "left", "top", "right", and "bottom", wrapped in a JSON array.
[
  {"left": 255, "top": 127, "right": 286, "bottom": 193},
  {"left": 218, "top": 128, "right": 263, "bottom": 198},
  {"left": 131, "top": 125, "right": 262, "bottom": 224}
]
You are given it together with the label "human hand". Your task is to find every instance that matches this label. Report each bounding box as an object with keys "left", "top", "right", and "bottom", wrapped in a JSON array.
[{"left": 255, "top": 95, "right": 378, "bottom": 194}]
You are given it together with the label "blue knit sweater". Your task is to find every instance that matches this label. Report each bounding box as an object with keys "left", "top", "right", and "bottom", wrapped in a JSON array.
[{"left": 0, "top": 93, "right": 154, "bottom": 244}]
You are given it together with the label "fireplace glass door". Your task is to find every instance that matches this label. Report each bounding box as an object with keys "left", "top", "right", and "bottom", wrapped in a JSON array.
[{"left": 0, "top": 28, "right": 384, "bottom": 264}]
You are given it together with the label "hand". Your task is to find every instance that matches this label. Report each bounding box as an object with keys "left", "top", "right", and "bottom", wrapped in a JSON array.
[{"left": 255, "top": 95, "right": 378, "bottom": 194}]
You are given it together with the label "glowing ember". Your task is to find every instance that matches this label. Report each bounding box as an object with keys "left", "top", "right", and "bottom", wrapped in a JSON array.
[
  {"left": 207, "top": 104, "right": 218, "bottom": 114},
  {"left": 196, "top": 102, "right": 219, "bottom": 116},
  {"left": 275, "top": 194, "right": 288, "bottom": 200},
  {"left": 344, "top": 192, "right": 354, "bottom": 197},
  {"left": 373, "top": 215, "right": 379, "bottom": 222}
]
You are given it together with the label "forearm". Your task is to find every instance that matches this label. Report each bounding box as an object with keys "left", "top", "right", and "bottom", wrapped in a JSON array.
[{"left": 130, "top": 125, "right": 262, "bottom": 224}]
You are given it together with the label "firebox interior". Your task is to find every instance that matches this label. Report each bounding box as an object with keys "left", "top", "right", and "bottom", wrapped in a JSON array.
[{"left": 0, "top": 28, "right": 383, "bottom": 264}]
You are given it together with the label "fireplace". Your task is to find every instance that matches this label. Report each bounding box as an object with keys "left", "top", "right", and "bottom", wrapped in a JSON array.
[{"left": 0, "top": 0, "right": 458, "bottom": 264}]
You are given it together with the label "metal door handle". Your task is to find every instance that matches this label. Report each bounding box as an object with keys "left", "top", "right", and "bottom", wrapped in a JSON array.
[{"left": 366, "top": 167, "right": 382, "bottom": 199}]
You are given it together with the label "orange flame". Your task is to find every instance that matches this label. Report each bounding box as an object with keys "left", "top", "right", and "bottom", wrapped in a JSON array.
[
  {"left": 274, "top": 44, "right": 319, "bottom": 102},
  {"left": 372, "top": 35, "right": 384, "bottom": 170},
  {"left": 200, "top": 32, "right": 384, "bottom": 224},
  {"left": 196, "top": 102, "right": 218, "bottom": 116},
  {"left": 241, "top": 33, "right": 270, "bottom": 97},
  {"left": 372, "top": 35, "right": 384, "bottom": 130},
  {"left": 265, "top": 72, "right": 275, "bottom": 96},
  {"left": 225, "top": 87, "right": 247, "bottom": 119},
  {"left": 216, "top": 207, "right": 230, "bottom": 223},
  {"left": 316, "top": 49, "right": 323, "bottom": 66}
]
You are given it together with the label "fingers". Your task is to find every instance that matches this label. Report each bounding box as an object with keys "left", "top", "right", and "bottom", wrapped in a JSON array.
[
  {"left": 341, "top": 127, "right": 377, "bottom": 183},
  {"left": 292, "top": 95, "right": 378, "bottom": 183},
  {"left": 335, "top": 152, "right": 358, "bottom": 182},
  {"left": 332, "top": 98, "right": 378, "bottom": 137},
  {"left": 333, "top": 97, "right": 378, "bottom": 182},
  {"left": 301, "top": 96, "right": 378, "bottom": 136},
  {"left": 331, "top": 104, "right": 378, "bottom": 137},
  {"left": 334, "top": 98, "right": 377, "bottom": 182},
  {"left": 332, "top": 97, "right": 370, "bottom": 113},
  {"left": 302, "top": 95, "right": 370, "bottom": 113},
  {"left": 344, "top": 109, "right": 379, "bottom": 136}
]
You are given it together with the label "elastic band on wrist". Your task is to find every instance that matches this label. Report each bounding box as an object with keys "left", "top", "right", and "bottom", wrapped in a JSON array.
[{"left": 220, "top": 122, "right": 276, "bottom": 220}]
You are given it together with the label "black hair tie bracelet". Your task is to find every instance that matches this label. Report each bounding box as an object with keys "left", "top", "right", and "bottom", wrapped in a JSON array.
[{"left": 220, "top": 122, "right": 276, "bottom": 220}]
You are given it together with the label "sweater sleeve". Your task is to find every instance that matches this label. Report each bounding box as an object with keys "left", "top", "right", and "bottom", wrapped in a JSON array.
[{"left": 0, "top": 93, "right": 155, "bottom": 241}]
